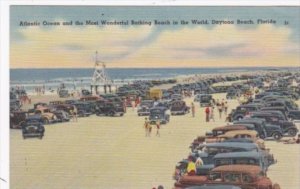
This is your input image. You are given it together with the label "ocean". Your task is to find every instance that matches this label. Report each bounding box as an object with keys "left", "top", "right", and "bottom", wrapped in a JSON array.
[{"left": 10, "top": 67, "right": 292, "bottom": 93}]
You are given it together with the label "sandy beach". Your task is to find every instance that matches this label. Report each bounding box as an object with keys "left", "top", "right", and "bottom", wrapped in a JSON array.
[{"left": 10, "top": 91, "right": 300, "bottom": 189}]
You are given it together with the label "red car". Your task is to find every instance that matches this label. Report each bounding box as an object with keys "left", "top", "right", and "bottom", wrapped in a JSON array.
[{"left": 174, "top": 165, "right": 280, "bottom": 189}]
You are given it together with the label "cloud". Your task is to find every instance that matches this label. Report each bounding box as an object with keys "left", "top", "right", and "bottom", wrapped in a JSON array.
[{"left": 10, "top": 23, "right": 300, "bottom": 68}]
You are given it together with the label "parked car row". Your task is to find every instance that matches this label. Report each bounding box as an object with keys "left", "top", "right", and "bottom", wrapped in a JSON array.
[{"left": 173, "top": 124, "right": 279, "bottom": 189}]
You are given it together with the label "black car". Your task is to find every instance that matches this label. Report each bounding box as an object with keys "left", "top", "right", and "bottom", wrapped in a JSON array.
[
  {"left": 149, "top": 107, "right": 170, "bottom": 124},
  {"left": 287, "top": 110, "right": 300, "bottom": 121},
  {"left": 229, "top": 104, "right": 261, "bottom": 121},
  {"left": 170, "top": 100, "right": 190, "bottom": 115},
  {"left": 22, "top": 120, "right": 45, "bottom": 139},
  {"left": 137, "top": 106, "right": 151, "bottom": 116},
  {"left": 234, "top": 118, "right": 283, "bottom": 140},
  {"left": 250, "top": 112, "right": 298, "bottom": 136},
  {"left": 52, "top": 110, "right": 70, "bottom": 122},
  {"left": 73, "top": 102, "right": 94, "bottom": 117},
  {"left": 58, "top": 89, "right": 70, "bottom": 98},
  {"left": 10, "top": 111, "right": 27, "bottom": 129},
  {"left": 95, "top": 100, "right": 125, "bottom": 116},
  {"left": 199, "top": 94, "right": 212, "bottom": 107}
]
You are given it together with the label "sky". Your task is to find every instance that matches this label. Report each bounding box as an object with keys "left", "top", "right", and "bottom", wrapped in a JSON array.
[{"left": 10, "top": 6, "right": 300, "bottom": 68}]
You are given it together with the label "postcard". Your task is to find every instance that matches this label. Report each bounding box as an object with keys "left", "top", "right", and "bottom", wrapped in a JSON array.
[{"left": 2, "top": 4, "right": 300, "bottom": 189}]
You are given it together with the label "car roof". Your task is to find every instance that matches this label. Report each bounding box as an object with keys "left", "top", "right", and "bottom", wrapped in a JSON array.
[
  {"left": 201, "top": 142, "right": 258, "bottom": 149},
  {"left": 213, "top": 151, "right": 260, "bottom": 160},
  {"left": 235, "top": 118, "right": 265, "bottom": 124},
  {"left": 212, "top": 165, "right": 261, "bottom": 175},
  {"left": 289, "top": 110, "right": 300, "bottom": 113},
  {"left": 212, "top": 126, "right": 246, "bottom": 132},
  {"left": 218, "top": 130, "right": 258, "bottom": 138}
]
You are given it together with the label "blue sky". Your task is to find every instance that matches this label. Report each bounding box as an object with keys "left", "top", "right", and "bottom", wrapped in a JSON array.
[{"left": 10, "top": 6, "right": 300, "bottom": 68}]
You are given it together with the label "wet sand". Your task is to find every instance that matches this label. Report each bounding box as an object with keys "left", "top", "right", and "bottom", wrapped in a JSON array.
[{"left": 10, "top": 93, "right": 300, "bottom": 189}]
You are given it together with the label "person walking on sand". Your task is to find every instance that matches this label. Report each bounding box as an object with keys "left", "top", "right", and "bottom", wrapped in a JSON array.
[
  {"left": 156, "top": 120, "right": 161, "bottom": 137},
  {"left": 144, "top": 118, "right": 149, "bottom": 137},
  {"left": 224, "top": 101, "right": 228, "bottom": 115},
  {"left": 191, "top": 102, "right": 195, "bottom": 117},
  {"left": 72, "top": 106, "right": 78, "bottom": 122},
  {"left": 217, "top": 102, "right": 223, "bottom": 119},
  {"left": 210, "top": 106, "right": 215, "bottom": 122},
  {"left": 148, "top": 122, "right": 153, "bottom": 137},
  {"left": 205, "top": 106, "right": 210, "bottom": 122}
]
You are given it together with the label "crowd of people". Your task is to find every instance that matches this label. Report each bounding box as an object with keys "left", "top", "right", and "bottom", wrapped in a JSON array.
[{"left": 204, "top": 99, "right": 228, "bottom": 122}]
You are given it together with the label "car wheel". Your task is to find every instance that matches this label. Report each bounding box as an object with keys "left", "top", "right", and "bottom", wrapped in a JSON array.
[
  {"left": 287, "top": 128, "right": 297, "bottom": 137},
  {"left": 109, "top": 111, "right": 115, "bottom": 117},
  {"left": 39, "top": 135, "right": 43, "bottom": 140},
  {"left": 120, "top": 113, "right": 124, "bottom": 117},
  {"left": 273, "top": 132, "right": 282, "bottom": 140},
  {"left": 23, "top": 135, "right": 26, "bottom": 140}
]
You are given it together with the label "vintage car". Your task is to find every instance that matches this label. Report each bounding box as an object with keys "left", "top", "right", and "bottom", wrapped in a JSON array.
[
  {"left": 175, "top": 143, "right": 261, "bottom": 180},
  {"left": 50, "top": 104, "right": 75, "bottom": 115},
  {"left": 149, "top": 107, "right": 170, "bottom": 124},
  {"left": 199, "top": 94, "right": 212, "bottom": 107},
  {"left": 171, "top": 100, "right": 190, "bottom": 115},
  {"left": 52, "top": 110, "right": 70, "bottom": 122},
  {"left": 95, "top": 100, "right": 125, "bottom": 117},
  {"left": 191, "top": 126, "right": 253, "bottom": 150},
  {"left": 58, "top": 89, "right": 70, "bottom": 98},
  {"left": 28, "top": 107, "right": 57, "bottom": 124},
  {"left": 205, "top": 125, "right": 251, "bottom": 137},
  {"left": 137, "top": 106, "right": 151, "bottom": 116},
  {"left": 174, "top": 165, "right": 281, "bottom": 189},
  {"left": 10, "top": 111, "right": 27, "bottom": 129},
  {"left": 229, "top": 104, "right": 261, "bottom": 121},
  {"left": 213, "top": 151, "right": 271, "bottom": 174},
  {"left": 22, "top": 120, "right": 45, "bottom": 139},
  {"left": 234, "top": 118, "right": 284, "bottom": 140},
  {"left": 250, "top": 112, "right": 298, "bottom": 136},
  {"left": 72, "top": 102, "right": 94, "bottom": 117}
]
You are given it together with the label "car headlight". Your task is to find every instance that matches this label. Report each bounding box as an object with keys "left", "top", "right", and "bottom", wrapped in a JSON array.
[{"left": 53, "top": 115, "right": 57, "bottom": 120}]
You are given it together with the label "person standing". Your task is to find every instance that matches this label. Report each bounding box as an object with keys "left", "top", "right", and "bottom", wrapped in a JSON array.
[
  {"left": 205, "top": 106, "right": 210, "bottom": 122},
  {"left": 210, "top": 106, "right": 215, "bottom": 122},
  {"left": 73, "top": 106, "right": 78, "bottom": 122},
  {"left": 148, "top": 123, "right": 152, "bottom": 137},
  {"left": 191, "top": 102, "right": 195, "bottom": 117},
  {"left": 217, "top": 102, "right": 222, "bottom": 119},
  {"left": 156, "top": 120, "right": 160, "bottom": 137},
  {"left": 224, "top": 101, "right": 228, "bottom": 115},
  {"left": 144, "top": 118, "right": 149, "bottom": 137}
]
